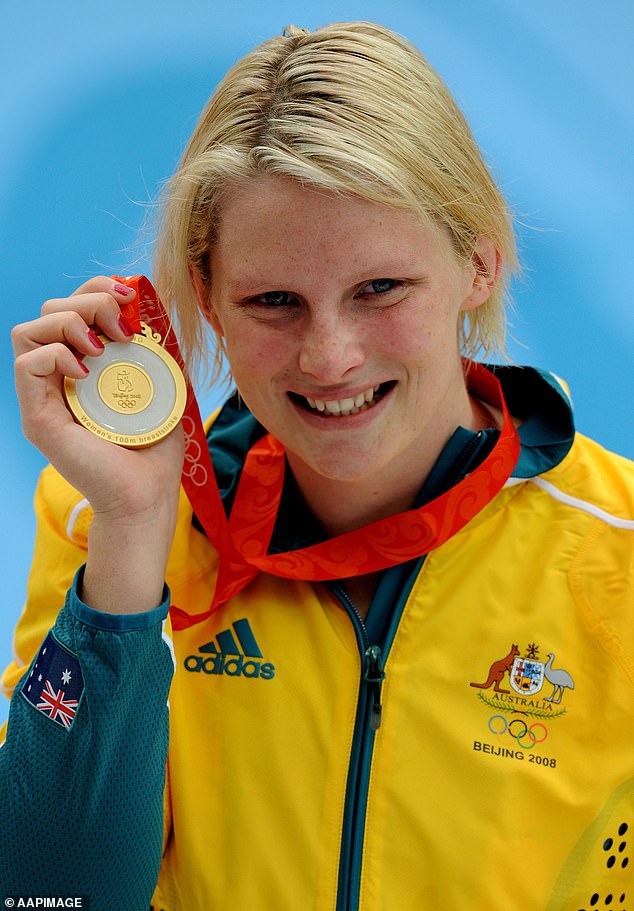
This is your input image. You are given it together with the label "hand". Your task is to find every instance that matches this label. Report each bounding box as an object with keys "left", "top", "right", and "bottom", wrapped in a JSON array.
[{"left": 12, "top": 276, "right": 185, "bottom": 613}]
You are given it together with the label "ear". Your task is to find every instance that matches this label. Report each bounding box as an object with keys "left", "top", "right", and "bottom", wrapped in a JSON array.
[
  {"left": 461, "top": 237, "right": 502, "bottom": 312},
  {"left": 189, "top": 264, "right": 224, "bottom": 336}
]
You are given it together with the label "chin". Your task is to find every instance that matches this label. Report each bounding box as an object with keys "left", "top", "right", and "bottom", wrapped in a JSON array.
[{"left": 289, "top": 444, "right": 390, "bottom": 486}]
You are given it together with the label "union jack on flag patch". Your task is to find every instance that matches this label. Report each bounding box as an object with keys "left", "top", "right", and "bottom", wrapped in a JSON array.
[{"left": 22, "top": 631, "right": 84, "bottom": 730}]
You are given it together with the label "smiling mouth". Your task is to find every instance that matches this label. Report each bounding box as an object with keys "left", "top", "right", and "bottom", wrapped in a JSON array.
[{"left": 290, "top": 382, "right": 394, "bottom": 417}]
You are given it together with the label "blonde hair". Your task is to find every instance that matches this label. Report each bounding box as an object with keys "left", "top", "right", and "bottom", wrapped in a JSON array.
[{"left": 154, "top": 21, "right": 518, "bottom": 384}]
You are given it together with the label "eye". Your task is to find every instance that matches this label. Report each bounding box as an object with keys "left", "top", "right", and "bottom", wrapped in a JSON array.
[
  {"left": 255, "top": 290, "right": 295, "bottom": 307},
  {"left": 358, "top": 278, "right": 401, "bottom": 297}
]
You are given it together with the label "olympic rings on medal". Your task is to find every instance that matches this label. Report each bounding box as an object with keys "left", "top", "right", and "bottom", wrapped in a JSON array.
[{"left": 487, "top": 714, "right": 548, "bottom": 750}]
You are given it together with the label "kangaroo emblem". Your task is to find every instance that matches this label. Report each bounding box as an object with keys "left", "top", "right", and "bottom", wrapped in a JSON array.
[{"left": 470, "top": 644, "right": 520, "bottom": 695}]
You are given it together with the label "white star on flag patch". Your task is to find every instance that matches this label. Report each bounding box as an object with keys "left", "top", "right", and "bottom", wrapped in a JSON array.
[{"left": 21, "top": 632, "right": 84, "bottom": 730}]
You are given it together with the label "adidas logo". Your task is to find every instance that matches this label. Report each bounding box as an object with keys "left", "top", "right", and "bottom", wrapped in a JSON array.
[{"left": 184, "top": 618, "right": 275, "bottom": 680}]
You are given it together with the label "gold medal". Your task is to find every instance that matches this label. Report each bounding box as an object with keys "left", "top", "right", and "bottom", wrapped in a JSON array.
[{"left": 64, "top": 323, "right": 187, "bottom": 448}]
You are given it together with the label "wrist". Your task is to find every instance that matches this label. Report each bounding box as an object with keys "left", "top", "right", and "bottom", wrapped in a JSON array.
[
  {"left": 82, "top": 511, "right": 175, "bottom": 614},
  {"left": 70, "top": 566, "right": 171, "bottom": 628}
]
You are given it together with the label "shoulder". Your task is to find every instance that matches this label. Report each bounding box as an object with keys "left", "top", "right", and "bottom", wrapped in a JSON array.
[
  {"left": 534, "top": 433, "right": 634, "bottom": 529},
  {"left": 543, "top": 436, "right": 634, "bottom": 676}
]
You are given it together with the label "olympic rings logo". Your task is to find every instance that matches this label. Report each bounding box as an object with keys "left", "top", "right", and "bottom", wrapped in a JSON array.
[
  {"left": 181, "top": 416, "right": 209, "bottom": 487},
  {"left": 114, "top": 399, "right": 138, "bottom": 409},
  {"left": 487, "top": 714, "right": 548, "bottom": 750}
]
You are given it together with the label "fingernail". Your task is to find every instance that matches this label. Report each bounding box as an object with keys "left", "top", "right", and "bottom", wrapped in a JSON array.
[
  {"left": 113, "top": 282, "right": 134, "bottom": 297},
  {"left": 87, "top": 329, "right": 105, "bottom": 350},
  {"left": 76, "top": 357, "right": 89, "bottom": 375},
  {"left": 118, "top": 315, "right": 135, "bottom": 337}
]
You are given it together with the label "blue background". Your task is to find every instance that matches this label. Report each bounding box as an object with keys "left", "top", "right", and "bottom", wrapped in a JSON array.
[{"left": 1, "top": 0, "right": 632, "bottom": 724}]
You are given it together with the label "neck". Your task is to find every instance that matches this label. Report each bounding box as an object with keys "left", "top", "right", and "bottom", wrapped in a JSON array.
[{"left": 289, "top": 461, "right": 425, "bottom": 538}]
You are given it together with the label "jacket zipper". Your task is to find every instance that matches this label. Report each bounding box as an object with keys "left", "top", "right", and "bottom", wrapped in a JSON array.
[
  {"left": 333, "top": 585, "right": 386, "bottom": 911},
  {"left": 332, "top": 555, "right": 429, "bottom": 911},
  {"left": 327, "top": 430, "right": 491, "bottom": 908}
]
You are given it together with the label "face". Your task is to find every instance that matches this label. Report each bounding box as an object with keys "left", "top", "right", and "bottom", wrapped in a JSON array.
[{"left": 205, "top": 175, "right": 495, "bottom": 505}]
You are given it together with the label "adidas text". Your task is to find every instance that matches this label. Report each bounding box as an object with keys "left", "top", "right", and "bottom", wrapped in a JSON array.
[{"left": 185, "top": 653, "right": 275, "bottom": 679}]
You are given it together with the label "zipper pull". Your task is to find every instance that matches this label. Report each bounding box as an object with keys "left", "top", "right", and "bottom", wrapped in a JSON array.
[{"left": 364, "top": 645, "right": 385, "bottom": 731}]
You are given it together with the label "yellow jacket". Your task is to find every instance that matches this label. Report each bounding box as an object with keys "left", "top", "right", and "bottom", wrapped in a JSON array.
[{"left": 2, "top": 366, "right": 634, "bottom": 910}]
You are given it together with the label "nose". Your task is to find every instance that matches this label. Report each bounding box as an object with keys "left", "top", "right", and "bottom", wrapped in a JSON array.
[{"left": 297, "top": 307, "right": 365, "bottom": 383}]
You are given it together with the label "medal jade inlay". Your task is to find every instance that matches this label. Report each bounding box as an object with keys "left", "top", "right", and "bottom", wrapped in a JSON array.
[{"left": 64, "top": 326, "right": 186, "bottom": 448}]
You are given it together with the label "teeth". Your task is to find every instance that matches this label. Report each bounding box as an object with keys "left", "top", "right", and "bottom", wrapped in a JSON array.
[{"left": 303, "top": 384, "right": 383, "bottom": 417}]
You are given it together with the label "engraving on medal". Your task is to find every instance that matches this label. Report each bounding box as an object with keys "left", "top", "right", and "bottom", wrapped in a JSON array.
[
  {"left": 63, "top": 332, "right": 186, "bottom": 448},
  {"left": 97, "top": 362, "right": 155, "bottom": 415}
]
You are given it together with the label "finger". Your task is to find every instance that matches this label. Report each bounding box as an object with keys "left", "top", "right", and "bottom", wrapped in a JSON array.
[
  {"left": 67, "top": 275, "right": 137, "bottom": 301},
  {"left": 12, "top": 310, "right": 110, "bottom": 358},
  {"left": 14, "top": 343, "right": 90, "bottom": 441},
  {"left": 14, "top": 341, "right": 92, "bottom": 387},
  {"left": 41, "top": 287, "right": 136, "bottom": 338},
  {"left": 12, "top": 297, "right": 134, "bottom": 358}
]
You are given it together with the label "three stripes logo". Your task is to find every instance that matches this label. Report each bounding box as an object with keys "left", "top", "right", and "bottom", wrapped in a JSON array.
[{"left": 184, "top": 618, "right": 275, "bottom": 680}]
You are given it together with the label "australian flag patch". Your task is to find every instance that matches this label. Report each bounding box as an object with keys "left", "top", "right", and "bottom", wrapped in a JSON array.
[{"left": 21, "top": 632, "right": 84, "bottom": 730}]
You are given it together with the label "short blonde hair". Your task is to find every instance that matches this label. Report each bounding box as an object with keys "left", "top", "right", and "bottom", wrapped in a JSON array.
[{"left": 154, "top": 21, "right": 518, "bottom": 383}]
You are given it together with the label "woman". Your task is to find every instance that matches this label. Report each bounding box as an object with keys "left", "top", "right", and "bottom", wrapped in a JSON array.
[{"left": 3, "top": 22, "right": 633, "bottom": 911}]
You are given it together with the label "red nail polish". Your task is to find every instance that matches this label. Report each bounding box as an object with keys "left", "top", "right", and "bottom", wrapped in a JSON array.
[
  {"left": 118, "top": 315, "right": 135, "bottom": 337},
  {"left": 87, "top": 329, "right": 105, "bottom": 350},
  {"left": 76, "top": 357, "right": 89, "bottom": 375},
  {"left": 113, "top": 282, "right": 134, "bottom": 296}
]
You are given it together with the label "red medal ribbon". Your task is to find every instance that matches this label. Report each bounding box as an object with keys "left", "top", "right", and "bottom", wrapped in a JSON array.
[{"left": 115, "top": 277, "right": 520, "bottom": 630}]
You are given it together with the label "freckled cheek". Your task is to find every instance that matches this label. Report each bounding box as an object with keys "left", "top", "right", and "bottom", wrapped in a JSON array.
[
  {"left": 378, "top": 323, "right": 435, "bottom": 363},
  {"left": 381, "top": 301, "right": 462, "bottom": 362},
  {"left": 224, "top": 326, "right": 294, "bottom": 388}
]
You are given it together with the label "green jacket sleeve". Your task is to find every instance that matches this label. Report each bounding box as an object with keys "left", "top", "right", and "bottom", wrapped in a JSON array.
[{"left": 0, "top": 569, "right": 174, "bottom": 911}]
